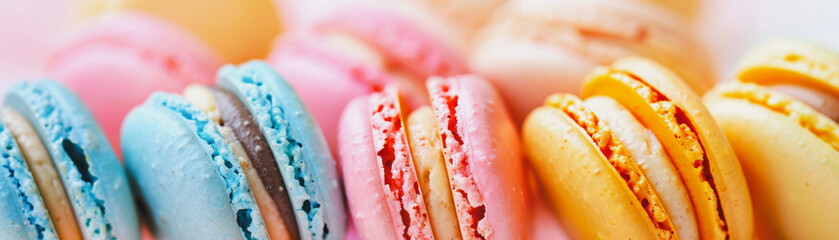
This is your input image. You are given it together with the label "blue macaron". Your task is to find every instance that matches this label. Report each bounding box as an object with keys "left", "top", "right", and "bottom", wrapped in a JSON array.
[
  {"left": 121, "top": 61, "right": 346, "bottom": 240},
  {"left": 1, "top": 80, "right": 139, "bottom": 239}
]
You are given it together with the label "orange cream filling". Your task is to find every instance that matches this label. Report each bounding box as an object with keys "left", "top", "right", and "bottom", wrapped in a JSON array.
[
  {"left": 613, "top": 72, "right": 729, "bottom": 238},
  {"left": 716, "top": 83, "right": 839, "bottom": 151},
  {"left": 546, "top": 94, "right": 675, "bottom": 239}
]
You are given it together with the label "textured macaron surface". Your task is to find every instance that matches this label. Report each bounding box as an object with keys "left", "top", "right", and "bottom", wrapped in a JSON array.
[
  {"left": 5, "top": 80, "right": 138, "bottom": 240},
  {"left": 218, "top": 61, "right": 346, "bottom": 240},
  {"left": 0, "top": 121, "right": 57, "bottom": 240},
  {"left": 121, "top": 92, "right": 268, "bottom": 240}
]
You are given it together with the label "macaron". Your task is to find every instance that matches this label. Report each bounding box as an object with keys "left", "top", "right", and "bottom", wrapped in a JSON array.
[
  {"left": 523, "top": 57, "right": 752, "bottom": 239},
  {"left": 0, "top": 80, "right": 139, "bottom": 239},
  {"left": 267, "top": 4, "right": 469, "bottom": 154},
  {"left": 470, "top": 0, "right": 714, "bottom": 122},
  {"left": 47, "top": 12, "right": 223, "bottom": 154},
  {"left": 703, "top": 41, "right": 839, "bottom": 239},
  {"left": 338, "top": 75, "right": 527, "bottom": 239},
  {"left": 121, "top": 61, "right": 346, "bottom": 240},
  {"left": 75, "top": 0, "right": 281, "bottom": 63}
]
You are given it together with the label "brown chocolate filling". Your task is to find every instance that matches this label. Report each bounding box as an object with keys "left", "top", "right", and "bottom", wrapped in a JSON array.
[{"left": 211, "top": 87, "right": 300, "bottom": 240}]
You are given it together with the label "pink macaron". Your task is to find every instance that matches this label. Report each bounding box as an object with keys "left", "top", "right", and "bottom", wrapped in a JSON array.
[
  {"left": 46, "top": 12, "right": 223, "bottom": 154},
  {"left": 338, "top": 75, "right": 527, "bottom": 239},
  {"left": 267, "top": 4, "right": 469, "bottom": 154}
]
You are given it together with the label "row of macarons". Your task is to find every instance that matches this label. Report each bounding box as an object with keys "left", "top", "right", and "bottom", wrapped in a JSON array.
[
  {"left": 3, "top": 39, "right": 837, "bottom": 240},
  {"left": 52, "top": 0, "right": 711, "bottom": 160}
]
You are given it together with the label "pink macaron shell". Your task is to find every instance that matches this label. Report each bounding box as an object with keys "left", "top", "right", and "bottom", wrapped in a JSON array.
[
  {"left": 268, "top": 33, "right": 388, "bottom": 156},
  {"left": 319, "top": 6, "right": 468, "bottom": 80},
  {"left": 47, "top": 11, "right": 222, "bottom": 154},
  {"left": 338, "top": 96, "right": 399, "bottom": 240},
  {"left": 427, "top": 75, "right": 528, "bottom": 239}
]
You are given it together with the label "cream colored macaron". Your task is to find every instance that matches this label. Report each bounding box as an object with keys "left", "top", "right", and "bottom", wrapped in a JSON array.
[{"left": 704, "top": 40, "right": 839, "bottom": 239}]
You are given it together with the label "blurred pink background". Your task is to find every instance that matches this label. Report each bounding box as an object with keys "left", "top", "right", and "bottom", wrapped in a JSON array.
[{"left": 1, "top": 0, "right": 838, "bottom": 90}]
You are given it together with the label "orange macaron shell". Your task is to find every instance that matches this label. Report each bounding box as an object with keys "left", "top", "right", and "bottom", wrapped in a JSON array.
[{"left": 582, "top": 58, "right": 753, "bottom": 240}]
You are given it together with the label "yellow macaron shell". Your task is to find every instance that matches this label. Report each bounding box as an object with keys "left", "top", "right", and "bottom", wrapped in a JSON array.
[
  {"left": 704, "top": 84, "right": 839, "bottom": 238},
  {"left": 78, "top": 0, "right": 281, "bottom": 63},
  {"left": 2, "top": 109, "right": 82, "bottom": 240},
  {"left": 524, "top": 94, "right": 676, "bottom": 239},
  {"left": 582, "top": 57, "right": 753, "bottom": 240},
  {"left": 584, "top": 96, "right": 698, "bottom": 240},
  {"left": 405, "top": 106, "right": 462, "bottom": 240},
  {"left": 735, "top": 40, "right": 839, "bottom": 97}
]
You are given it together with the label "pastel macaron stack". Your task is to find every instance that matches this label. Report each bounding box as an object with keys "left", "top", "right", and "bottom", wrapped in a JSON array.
[
  {"left": 47, "top": 12, "right": 223, "bottom": 154},
  {"left": 267, "top": 3, "right": 469, "bottom": 152},
  {"left": 0, "top": 80, "right": 139, "bottom": 239},
  {"left": 75, "top": 0, "right": 282, "bottom": 63},
  {"left": 470, "top": 0, "right": 714, "bottom": 122},
  {"left": 121, "top": 61, "right": 346, "bottom": 239},
  {"left": 704, "top": 41, "right": 839, "bottom": 238},
  {"left": 523, "top": 58, "right": 753, "bottom": 239},
  {"left": 339, "top": 75, "right": 527, "bottom": 239}
]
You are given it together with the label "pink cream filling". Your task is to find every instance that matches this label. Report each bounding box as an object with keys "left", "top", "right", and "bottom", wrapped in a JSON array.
[
  {"left": 429, "top": 80, "right": 489, "bottom": 239},
  {"left": 368, "top": 90, "right": 433, "bottom": 239}
]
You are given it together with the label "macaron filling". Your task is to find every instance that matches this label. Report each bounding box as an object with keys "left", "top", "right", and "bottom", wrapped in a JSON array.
[
  {"left": 367, "top": 89, "right": 433, "bottom": 239},
  {"left": 545, "top": 94, "right": 675, "bottom": 239},
  {"left": 609, "top": 71, "right": 729, "bottom": 237},
  {"left": 210, "top": 86, "right": 301, "bottom": 240},
  {"left": 427, "top": 79, "right": 489, "bottom": 239},
  {"left": 0, "top": 121, "right": 57, "bottom": 240},
  {"left": 2, "top": 109, "right": 81, "bottom": 240},
  {"left": 148, "top": 93, "right": 268, "bottom": 240},
  {"left": 6, "top": 82, "right": 116, "bottom": 239},
  {"left": 714, "top": 83, "right": 839, "bottom": 151},
  {"left": 184, "top": 85, "right": 300, "bottom": 240}
]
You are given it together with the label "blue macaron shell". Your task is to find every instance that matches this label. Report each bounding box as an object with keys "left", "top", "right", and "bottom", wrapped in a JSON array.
[
  {"left": 217, "top": 61, "right": 347, "bottom": 240},
  {"left": 0, "top": 121, "right": 57, "bottom": 240},
  {"left": 121, "top": 92, "right": 268, "bottom": 240},
  {"left": 4, "top": 80, "right": 138, "bottom": 240}
]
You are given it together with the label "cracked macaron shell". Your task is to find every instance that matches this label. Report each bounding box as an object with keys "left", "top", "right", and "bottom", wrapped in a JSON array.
[
  {"left": 0, "top": 120, "right": 57, "bottom": 240},
  {"left": 426, "top": 75, "right": 527, "bottom": 239},
  {"left": 121, "top": 92, "right": 268, "bottom": 240},
  {"left": 582, "top": 57, "right": 752, "bottom": 240},
  {"left": 217, "top": 61, "right": 346, "bottom": 240},
  {"left": 5, "top": 80, "right": 139, "bottom": 240}
]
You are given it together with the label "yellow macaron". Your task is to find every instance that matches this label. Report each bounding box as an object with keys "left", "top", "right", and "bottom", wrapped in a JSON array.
[
  {"left": 524, "top": 57, "right": 753, "bottom": 239},
  {"left": 704, "top": 40, "right": 839, "bottom": 239}
]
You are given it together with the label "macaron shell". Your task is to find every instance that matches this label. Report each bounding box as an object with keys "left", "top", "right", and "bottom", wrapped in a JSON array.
[
  {"left": 217, "top": 61, "right": 346, "bottom": 240},
  {"left": 522, "top": 106, "right": 659, "bottom": 239},
  {"left": 121, "top": 93, "right": 267, "bottom": 240},
  {"left": 77, "top": 0, "right": 281, "bottom": 63},
  {"left": 320, "top": 5, "right": 468, "bottom": 80},
  {"left": 5, "top": 80, "right": 139, "bottom": 240},
  {"left": 705, "top": 97, "right": 839, "bottom": 239},
  {"left": 704, "top": 84, "right": 839, "bottom": 239},
  {"left": 583, "top": 96, "right": 698, "bottom": 240},
  {"left": 427, "top": 75, "right": 527, "bottom": 239},
  {"left": 582, "top": 57, "right": 752, "bottom": 240},
  {"left": 338, "top": 97, "right": 399, "bottom": 240},
  {"left": 2, "top": 109, "right": 81, "bottom": 240},
  {"left": 267, "top": 33, "right": 389, "bottom": 155},
  {"left": 405, "top": 106, "right": 461, "bottom": 240},
  {"left": 0, "top": 121, "right": 58, "bottom": 240},
  {"left": 47, "top": 12, "right": 222, "bottom": 154},
  {"left": 735, "top": 40, "right": 839, "bottom": 95}
]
